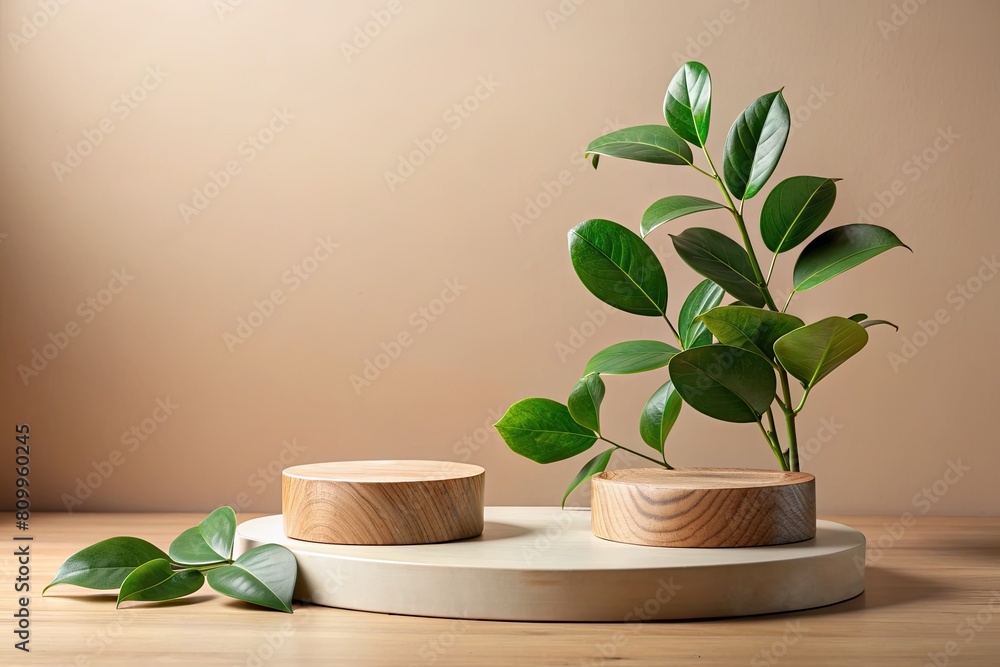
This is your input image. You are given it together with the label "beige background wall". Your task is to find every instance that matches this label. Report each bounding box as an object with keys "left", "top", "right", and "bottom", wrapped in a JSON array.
[{"left": 1, "top": 0, "right": 997, "bottom": 515}]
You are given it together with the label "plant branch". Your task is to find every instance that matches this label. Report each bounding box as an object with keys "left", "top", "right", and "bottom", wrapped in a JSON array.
[
  {"left": 794, "top": 386, "right": 812, "bottom": 415},
  {"left": 600, "top": 436, "right": 672, "bottom": 469}
]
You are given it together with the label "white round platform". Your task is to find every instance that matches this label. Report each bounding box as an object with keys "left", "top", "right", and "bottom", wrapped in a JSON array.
[{"left": 236, "top": 506, "right": 865, "bottom": 621}]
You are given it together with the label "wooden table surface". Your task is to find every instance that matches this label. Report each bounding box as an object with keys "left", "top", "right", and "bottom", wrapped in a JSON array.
[{"left": 3, "top": 512, "right": 999, "bottom": 666}]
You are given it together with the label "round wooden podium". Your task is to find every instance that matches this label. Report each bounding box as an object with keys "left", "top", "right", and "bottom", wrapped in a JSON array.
[
  {"left": 237, "top": 506, "right": 865, "bottom": 621},
  {"left": 281, "top": 460, "right": 485, "bottom": 545}
]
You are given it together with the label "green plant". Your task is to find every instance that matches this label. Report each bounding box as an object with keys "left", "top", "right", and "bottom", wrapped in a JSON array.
[
  {"left": 44, "top": 506, "right": 297, "bottom": 612},
  {"left": 495, "top": 62, "right": 909, "bottom": 504}
]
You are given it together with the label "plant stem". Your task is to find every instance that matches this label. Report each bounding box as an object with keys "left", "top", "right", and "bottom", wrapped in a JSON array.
[
  {"left": 663, "top": 314, "right": 682, "bottom": 346},
  {"left": 778, "top": 372, "right": 800, "bottom": 471},
  {"left": 766, "top": 252, "right": 778, "bottom": 285},
  {"left": 756, "top": 420, "right": 789, "bottom": 470},
  {"left": 600, "top": 436, "right": 672, "bottom": 469},
  {"left": 696, "top": 147, "right": 801, "bottom": 470},
  {"left": 782, "top": 290, "right": 795, "bottom": 313},
  {"left": 794, "top": 386, "right": 812, "bottom": 415}
]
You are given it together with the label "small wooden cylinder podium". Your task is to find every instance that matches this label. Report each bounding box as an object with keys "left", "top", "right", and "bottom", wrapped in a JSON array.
[
  {"left": 281, "top": 460, "right": 485, "bottom": 545},
  {"left": 591, "top": 467, "right": 816, "bottom": 547}
]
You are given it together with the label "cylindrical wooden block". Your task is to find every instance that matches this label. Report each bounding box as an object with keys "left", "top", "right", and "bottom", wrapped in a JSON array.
[
  {"left": 282, "top": 460, "right": 485, "bottom": 545},
  {"left": 591, "top": 467, "right": 815, "bottom": 547}
]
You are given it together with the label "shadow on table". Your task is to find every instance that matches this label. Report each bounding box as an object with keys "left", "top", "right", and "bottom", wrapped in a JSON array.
[
  {"left": 798, "top": 565, "right": 950, "bottom": 617},
  {"left": 471, "top": 521, "right": 533, "bottom": 541}
]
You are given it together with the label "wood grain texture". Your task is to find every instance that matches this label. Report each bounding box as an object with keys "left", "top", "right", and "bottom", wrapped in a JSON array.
[
  {"left": 24, "top": 512, "right": 1000, "bottom": 666},
  {"left": 591, "top": 467, "right": 816, "bottom": 547},
  {"left": 281, "top": 460, "right": 484, "bottom": 545},
  {"left": 240, "top": 509, "right": 863, "bottom": 621}
]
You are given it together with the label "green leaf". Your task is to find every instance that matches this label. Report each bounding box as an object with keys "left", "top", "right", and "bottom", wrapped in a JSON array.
[
  {"left": 569, "top": 219, "right": 668, "bottom": 317},
  {"left": 567, "top": 374, "right": 605, "bottom": 433},
  {"left": 44, "top": 537, "right": 170, "bottom": 593},
  {"left": 116, "top": 560, "right": 204, "bottom": 608},
  {"left": 663, "top": 61, "right": 712, "bottom": 146},
  {"left": 723, "top": 90, "right": 790, "bottom": 200},
  {"left": 670, "top": 228, "right": 766, "bottom": 307},
  {"left": 584, "top": 340, "right": 680, "bottom": 375},
  {"left": 585, "top": 125, "right": 693, "bottom": 168},
  {"left": 678, "top": 280, "right": 725, "bottom": 349},
  {"left": 639, "top": 381, "right": 682, "bottom": 453},
  {"left": 206, "top": 544, "right": 297, "bottom": 613},
  {"left": 861, "top": 319, "right": 899, "bottom": 331},
  {"left": 773, "top": 316, "right": 869, "bottom": 389},
  {"left": 669, "top": 345, "right": 776, "bottom": 423},
  {"left": 761, "top": 176, "right": 839, "bottom": 253},
  {"left": 640, "top": 195, "right": 726, "bottom": 238},
  {"left": 848, "top": 313, "right": 868, "bottom": 323},
  {"left": 698, "top": 306, "right": 804, "bottom": 361},
  {"left": 561, "top": 448, "right": 615, "bottom": 509},
  {"left": 495, "top": 398, "right": 597, "bottom": 464},
  {"left": 168, "top": 506, "right": 237, "bottom": 566},
  {"left": 793, "top": 224, "right": 911, "bottom": 291}
]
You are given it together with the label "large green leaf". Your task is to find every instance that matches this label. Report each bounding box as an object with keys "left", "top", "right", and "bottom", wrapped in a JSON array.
[
  {"left": 495, "top": 398, "right": 597, "bottom": 463},
  {"left": 116, "top": 560, "right": 204, "bottom": 608},
  {"left": 168, "top": 506, "right": 237, "bottom": 566},
  {"left": 678, "top": 279, "right": 724, "bottom": 349},
  {"left": 567, "top": 374, "right": 605, "bottom": 433},
  {"left": 584, "top": 340, "right": 680, "bottom": 375},
  {"left": 723, "top": 90, "right": 790, "bottom": 200},
  {"left": 584, "top": 125, "right": 693, "bottom": 168},
  {"left": 640, "top": 195, "right": 726, "bottom": 238},
  {"left": 569, "top": 219, "right": 667, "bottom": 316},
  {"left": 639, "top": 380, "right": 682, "bottom": 453},
  {"left": 761, "top": 176, "right": 839, "bottom": 253},
  {"left": 793, "top": 224, "right": 911, "bottom": 291},
  {"left": 773, "top": 316, "right": 869, "bottom": 389},
  {"left": 44, "top": 537, "right": 170, "bottom": 592},
  {"left": 698, "top": 306, "right": 804, "bottom": 361},
  {"left": 669, "top": 345, "right": 776, "bottom": 423},
  {"left": 206, "top": 544, "right": 297, "bottom": 613},
  {"left": 663, "top": 61, "right": 711, "bottom": 147},
  {"left": 561, "top": 448, "right": 615, "bottom": 509},
  {"left": 670, "top": 228, "right": 765, "bottom": 307}
]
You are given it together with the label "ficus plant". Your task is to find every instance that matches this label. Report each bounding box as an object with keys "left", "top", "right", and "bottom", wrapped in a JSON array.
[
  {"left": 44, "top": 506, "right": 297, "bottom": 612},
  {"left": 494, "top": 62, "right": 910, "bottom": 506}
]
